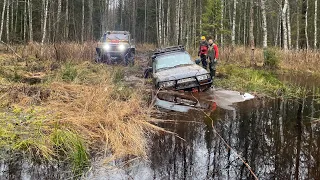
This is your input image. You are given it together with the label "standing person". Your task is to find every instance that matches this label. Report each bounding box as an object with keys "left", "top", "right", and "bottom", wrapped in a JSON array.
[
  {"left": 207, "top": 39, "right": 219, "bottom": 78},
  {"left": 198, "top": 36, "right": 209, "bottom": 69}
]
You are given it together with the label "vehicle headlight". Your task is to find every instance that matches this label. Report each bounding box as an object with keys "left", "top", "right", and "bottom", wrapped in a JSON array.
[
  {"left": 159, "top": 81, "right": 176, "bottom": 88},
  {"left": 118, "top": 44, "right": 126, "bottom": 51},
  {"left": 103, "top": 44, "right": 110, "bottom": 51},
  {"left": 197, "top": 74, "right": 210, "bottom": 81}
]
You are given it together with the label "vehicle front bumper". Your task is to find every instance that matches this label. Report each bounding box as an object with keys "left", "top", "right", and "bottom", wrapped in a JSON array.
[{"left": 158, "top": 79, "right": 213, "bottom": 92}]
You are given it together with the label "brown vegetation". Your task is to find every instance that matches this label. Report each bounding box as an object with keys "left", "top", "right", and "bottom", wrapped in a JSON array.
[{"left": 218, "top": 46, "right": 320, "bottom": 72}]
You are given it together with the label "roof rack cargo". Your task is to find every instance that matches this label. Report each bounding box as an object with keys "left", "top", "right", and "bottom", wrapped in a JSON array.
[
  {"left": 154, "top": 45, "right": 185, "bottom": 56},
  {"left": 105, "top": 31, "right": 130, "bottom": 35}
]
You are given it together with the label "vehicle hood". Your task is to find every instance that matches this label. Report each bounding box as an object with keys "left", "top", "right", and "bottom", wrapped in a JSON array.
[{"left": 155, "top": 64, "right": 208, "bottom": 82}]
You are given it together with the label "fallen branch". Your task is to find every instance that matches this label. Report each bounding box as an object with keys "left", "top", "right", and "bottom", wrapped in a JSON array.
[
  {"left": 0, "top": 41, "right": 22, "bottom": 59},
  {"left": 201, "top": 110, "right": 259, "bottom": 180}
]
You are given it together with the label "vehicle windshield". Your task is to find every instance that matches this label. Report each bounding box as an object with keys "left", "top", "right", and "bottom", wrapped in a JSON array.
[
  {"left": 155, "top": 53, "right": 194, "bottom": 71},
  {"left": 102, "top": 33, "right": 129, "bottom": 41}
]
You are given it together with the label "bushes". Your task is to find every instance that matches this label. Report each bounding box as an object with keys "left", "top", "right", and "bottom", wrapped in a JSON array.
[
  {"left": 61, "top": 63, "right": 78, "bottom": 82},
  {"left": 263, "top": 48, "right": 280, "bottom": 69}
]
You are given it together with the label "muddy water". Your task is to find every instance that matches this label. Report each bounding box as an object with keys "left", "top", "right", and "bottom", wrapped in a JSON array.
[{"left": 88, "top": 90, "right": 320, "bottom": 180}]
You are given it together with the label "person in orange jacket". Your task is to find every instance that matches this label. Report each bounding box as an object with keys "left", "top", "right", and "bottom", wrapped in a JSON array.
[{"left": 207, "top": 39, "right": 219, "bottom": 78}]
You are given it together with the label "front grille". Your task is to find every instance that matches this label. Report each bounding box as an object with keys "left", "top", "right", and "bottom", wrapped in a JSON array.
[
  {"left": 110, "top": 45, "right": 119, "bottom": 51},
  {"left": 176, "top": 77, "right": 199, "bottom": 89}
]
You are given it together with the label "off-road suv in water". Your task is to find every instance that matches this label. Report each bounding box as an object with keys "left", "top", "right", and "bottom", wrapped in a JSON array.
[
  {"left": 145, "top": 46, "right": 213, "bottom": 92},
  {"left": 96, "top": 31, "right": 135, "bottom": 66}
]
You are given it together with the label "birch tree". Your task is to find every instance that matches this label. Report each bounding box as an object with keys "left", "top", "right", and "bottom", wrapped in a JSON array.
[
  {"left": 261, "top": 0, "right": 267, "bottom": 48},
  {"left": 81, "top": 0, "right": 84, "bottom": 42},
  {"left": 0, "top": 0, "right": 7, "bottom": 41},
  {"left": 282, "top": 0, "right": 289, "bottom": 50},
  {"left": 287, "top": 4, "right": 291, "bottom": 49},
  {"left": 28, "top": 0, "right": 33, "bottom": 42},
  {"left": 56, "top": 0, "right": 61, "bottom": 40},
  {"left": 6, "top": 0, "right": 9, "bottom": 42},
  {"left": 41, "top": 0, "right": 49, "bottom": 46},
  {"left": 221, "top": 0, "right": 224, "bottom": 46},
  {"left": 315, "top": 0, "right": 318, "bottom": 48},
  {"left": 232, "top": 0, "right": 237, "bottom": 46},
  {"left": 305, "top": 0, "right": 309, "bottom": 49},
  {"left": 65, "top": 0, "right": 69, "bottom": 39},
  {"left": 249, "top": 0, "right": 255, "bottom": 65}
]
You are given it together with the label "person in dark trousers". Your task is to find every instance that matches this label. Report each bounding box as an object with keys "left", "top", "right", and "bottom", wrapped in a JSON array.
[
  {"left": 207, "top": 39, "right": 219, "bottom": 78},
  {"left": 198, "top": 36, "right": 209, "bottom": 69}
]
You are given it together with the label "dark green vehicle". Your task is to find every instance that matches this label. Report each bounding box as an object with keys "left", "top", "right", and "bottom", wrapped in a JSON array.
[{"left": 95, "top": 31, "right": 135, "bottom": 66}]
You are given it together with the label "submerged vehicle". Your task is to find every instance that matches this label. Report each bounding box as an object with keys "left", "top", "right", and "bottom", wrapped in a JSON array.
[
  {"left": 154, "top": 91, "right": 217, "bottom": 113},
  {"left": 145, "top": 46, "right": 213, "bottom": 92},
  {"left": 95, "top": 31, "right": 135, "bottom": 66}
]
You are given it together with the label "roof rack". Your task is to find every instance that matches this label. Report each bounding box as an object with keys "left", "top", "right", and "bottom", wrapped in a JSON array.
[
  {"left": 154, "top": 45, "right": 185, "bottom": 56},
  {"left": 105, "top": 31, "right": 130, "bottom": 35}
]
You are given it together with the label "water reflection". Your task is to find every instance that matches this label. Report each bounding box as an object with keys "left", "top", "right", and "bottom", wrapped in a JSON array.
[{"left": 88, "top": 93, "right": 320, "bottom": 180}]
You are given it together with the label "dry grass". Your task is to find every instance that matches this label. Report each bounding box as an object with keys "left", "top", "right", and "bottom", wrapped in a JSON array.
[
  {"left": 46, "top": 80, "right": 158, "bottom": 160},
  {"left": 0, "top": 44, "right": 162, "bottom": 175},
  {"left": 218, "top": 46, "right": 320, "bottom": 72}
]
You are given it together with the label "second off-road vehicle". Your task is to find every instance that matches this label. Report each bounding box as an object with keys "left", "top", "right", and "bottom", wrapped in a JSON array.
[{"left": 96, "top": 31, "right": 135, "bottom": 66}]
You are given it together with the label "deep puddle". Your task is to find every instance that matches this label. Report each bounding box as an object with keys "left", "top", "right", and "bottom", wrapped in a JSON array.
[
  {"left": 1, "top": 88, "right": 320, "bottom": 180},
  {"left": 88, "top": 90, "right": 320, "bottom": 180}
]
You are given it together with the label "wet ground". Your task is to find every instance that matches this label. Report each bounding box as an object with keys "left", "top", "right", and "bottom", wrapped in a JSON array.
[
  {"left": 87, "top": 88, "right": 320, "bottom": 180},
  {"left": 2, "top": 54, "right": 320, "bottom": 180}
]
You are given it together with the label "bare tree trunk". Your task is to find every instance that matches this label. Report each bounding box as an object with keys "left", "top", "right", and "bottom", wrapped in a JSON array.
[
  {"left": 305, "top": 0, "right": 309, "bottom": 49},
  {"left": 175, "top": 0, "right": 180, "bottom": 44},
  {"left": 65, "top": 0, "right": 69, "bottom": 39},
  {"left": 88, "top": 0, "right": 93, "bottom": 40},
  {"left": 193, "top": 0, "right": 197, "bottom": 49},
  {"left": 155, "top": 0, "right": 159, "bottom": 46},
  {"left": 249, "top": 0, "right": 255, "bottom": 66},
  {"left": 14, "top": 0, "right": 18, "bottom": 35},
  {"left": 261, "top": 0, "right": 267, "bottom": 48},
  {"left": 132, "top": 0, "right": 136, "bottom": 39},
  {"left": 315, "top": 0, "right": 318, "bottom": 48},
  {"left": 232, "top": 0, "right": 237, "bottom": 46},
  {"left": 41, "top": 0, "right": 49, "bottom": 46},
  {"left": 0, "top": 0, "right": 7, "bottom": 41},
  {"left": 287, "top": 4, "right": 292, "bottom": 49},
  {"left": 81, "top": 0, "right": 84, "bottom": 42},
  {"left": 158, "top": 0, "right": 162, "bottom": 46},
  {"left": 23, "top": 0, "right": 27, "bottom": 42},
  {"left": 57, "top": 0, "right": 61, "bottom": 38},
  {"left": 282, "top": 0, "right": 288, "bottom": 50},
  {"left": 296, "top": 0, "right": 300, "bottom": 49},
  {"left": 144, "top": 0, "right": 147, "bottom": 43},
  {"left": 28, "top": 0, "right": 33, "bottom": 42},
  {"left": 244, "top": 0, "right": 247, "bottom": 46},
  {"left": 199, "top": 0, "right": 202, "bottom": 35},
  {"left": 166, "top": 0, "right": 170, "bottom": 46},
  {"left": 41, "top": 0, "right": 44, "bottom": 33},
  {"left": 221, "top": 0, "right": 224, "bottom": 46},
  {"left": 6, "top": 0, "right": 9, "bottom": 42}
]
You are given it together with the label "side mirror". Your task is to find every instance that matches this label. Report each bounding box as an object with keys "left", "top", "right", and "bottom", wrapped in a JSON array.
[
  {"left": 195, "top": 58, "right": 201, "bottom": 65},
  {"left": 144, "top": 67, "right": 153, "bottom": 79},
  {"left": 151, "top": 55, "right": 156, "bottom": 61}
]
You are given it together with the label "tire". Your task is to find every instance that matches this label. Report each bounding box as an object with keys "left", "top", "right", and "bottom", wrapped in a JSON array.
[
  {"left": 102, "top": 53, "right": 111, "bottom": 65},
  {"left": 123, "top": 50, "right": 134, "bottom": 66}
]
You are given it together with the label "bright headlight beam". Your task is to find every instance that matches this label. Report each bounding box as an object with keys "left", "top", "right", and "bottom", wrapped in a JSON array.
[
  {"left": 103, "top": 44, "right": 110, "bottom": 51},
  {"left": 118, "top": 44, "right": 126, "bottom": 51}
]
